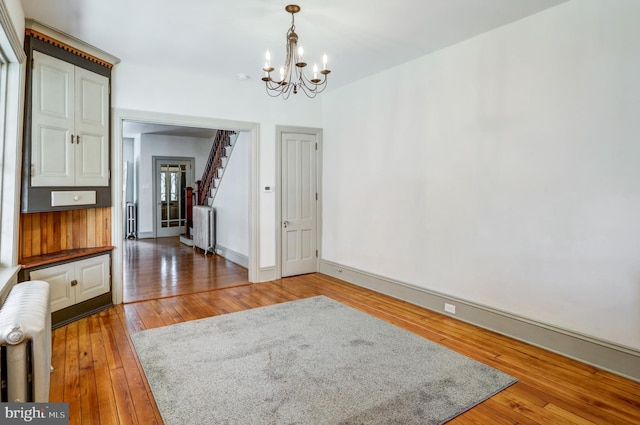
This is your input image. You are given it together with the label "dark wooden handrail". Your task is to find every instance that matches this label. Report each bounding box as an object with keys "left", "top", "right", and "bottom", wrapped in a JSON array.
[
  {"left": 184, "top": 186, "right": 193, "bottom": 237},
  {"left": 197, "top": 130, "right": 235, "bottom": 205}
]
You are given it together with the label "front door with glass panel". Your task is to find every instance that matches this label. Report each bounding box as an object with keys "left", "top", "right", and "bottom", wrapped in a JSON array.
[{"left": 154, "top": 157, "right": 194, "bottom": 238}]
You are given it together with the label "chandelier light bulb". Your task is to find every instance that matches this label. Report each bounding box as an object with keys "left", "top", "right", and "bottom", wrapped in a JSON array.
[
  {"left": 262, "top": 50, "right": 275, "bottom": 78},
  {"left": 322, "top": 54, "right": 327, "bottom": 70}
]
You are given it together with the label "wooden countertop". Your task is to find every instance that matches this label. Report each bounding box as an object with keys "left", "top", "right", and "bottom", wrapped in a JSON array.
[{"left": 20, "top": 246, "right": 114, "bottom": 269}]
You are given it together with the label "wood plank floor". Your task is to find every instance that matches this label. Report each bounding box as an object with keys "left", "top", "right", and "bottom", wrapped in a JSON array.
[
  {"left": 123, "top": 237, "right": 249, "bottom": 303},
  {"left": 52, "top": 270, "right": 640, "bottom": 424}
]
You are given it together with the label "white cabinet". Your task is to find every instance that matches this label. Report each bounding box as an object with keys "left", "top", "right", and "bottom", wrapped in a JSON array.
[
  {"left": 31, "top": 50, "right": 109, "bottom": 187},
  {"left": 29, "top": 254, "right": 110, "bottom": 313}
]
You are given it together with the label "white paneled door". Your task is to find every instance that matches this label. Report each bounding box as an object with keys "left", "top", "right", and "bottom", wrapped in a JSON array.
[{"left": 281, "top": 132, "right": 318, "bottom": 277}]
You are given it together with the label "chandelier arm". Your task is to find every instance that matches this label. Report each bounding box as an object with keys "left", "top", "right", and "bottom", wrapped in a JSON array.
[{"left": 297, "top": 70, "right": 329, "bottom": 95}]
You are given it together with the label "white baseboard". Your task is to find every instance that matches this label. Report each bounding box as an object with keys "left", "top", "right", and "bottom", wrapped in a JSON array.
[
  {"left": 259, "top": 266, "right": 276, "bottom": 282},
  {"left": 320, "top": 259, "right": 640, "bottom": 382},
  {"left": 137, "top": 231, "right": 154, "bottom": 239},
  {"left": 214, "top": 244, "right": 249, "bottom": 269}
]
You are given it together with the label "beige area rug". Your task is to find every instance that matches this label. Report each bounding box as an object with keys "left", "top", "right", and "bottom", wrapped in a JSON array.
[{"left": 131, "top": 296, "right": 517, "bottom": 424}]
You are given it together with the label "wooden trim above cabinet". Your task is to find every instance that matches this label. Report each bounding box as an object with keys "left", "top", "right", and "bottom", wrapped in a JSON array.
[
  {"left": 24, "top": 18, "right": 119, "bottom": 68},
  {"left": 26, "top": 29, "right": 115, "bottom": 69}
]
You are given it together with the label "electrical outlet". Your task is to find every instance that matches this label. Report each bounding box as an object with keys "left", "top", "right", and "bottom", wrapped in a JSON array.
[{"left": 444, "top": 303, "right": 456, "bottom": 314}]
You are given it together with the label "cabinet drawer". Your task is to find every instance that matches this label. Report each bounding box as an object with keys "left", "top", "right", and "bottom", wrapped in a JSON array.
[{"left": 51, "top": 190, "right": 96, "bottom": 207}]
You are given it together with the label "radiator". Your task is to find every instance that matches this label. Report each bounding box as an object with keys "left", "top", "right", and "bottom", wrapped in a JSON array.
[
  {"left": 0, "top": 280, "right": 51, "bottom": 402},
  {"left": 126, "top": 202, "right": 137, "bottom": 239},
  {"left": 193, "top": 205, "right": 215, "bottom": 255}
]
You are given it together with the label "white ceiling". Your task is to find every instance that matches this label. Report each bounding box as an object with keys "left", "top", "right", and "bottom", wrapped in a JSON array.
[
  {"left": 21, "top": 0, "right": 569, "bottom": 90},
  {"left": 22, "top": 0, "right": 569, "bottom": 137}
]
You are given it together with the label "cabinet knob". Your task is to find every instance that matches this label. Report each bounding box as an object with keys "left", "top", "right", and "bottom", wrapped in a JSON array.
[{"left": 70, "top": 279, "right": 78, "bottom": 287}]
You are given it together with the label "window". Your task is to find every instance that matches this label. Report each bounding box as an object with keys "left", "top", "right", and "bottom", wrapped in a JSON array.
[{"left": 0, "top": 3, "right": 27, "bottom": 297}]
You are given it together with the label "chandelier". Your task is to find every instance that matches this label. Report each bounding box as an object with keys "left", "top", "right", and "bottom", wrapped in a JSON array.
[{"left": 262, "top": 4, "right": 331, "bottom": 99}]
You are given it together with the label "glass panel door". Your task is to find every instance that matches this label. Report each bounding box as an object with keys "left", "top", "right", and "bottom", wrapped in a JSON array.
[{"left": 155, "top": 158, "right": 193, "bottom": 237}]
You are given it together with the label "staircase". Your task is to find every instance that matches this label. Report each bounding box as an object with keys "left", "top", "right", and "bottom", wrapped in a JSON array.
[
  {"left": 196, "top": 129, "right": 239, "bottom": 206},
  {"left": 181, "top": 130, "right": 238, "bottom": 247}
]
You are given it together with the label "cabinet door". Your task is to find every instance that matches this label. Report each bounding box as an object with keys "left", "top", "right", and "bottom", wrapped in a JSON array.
[
  {"left": 74, "top": 254, "right": 110, "bottom": 303},
  {"left": 74, "top": 67, "right": 109, "bottom": 186},
  {"left": 31, "top": 51, "right": 75, "bottom": 187},
  {"left": 30, "top": 262, "right": 74, "bottom": 313}
]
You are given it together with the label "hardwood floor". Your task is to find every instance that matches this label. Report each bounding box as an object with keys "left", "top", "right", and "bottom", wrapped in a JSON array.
[
  {"left": 52, "top": 270, "right": 640, "bottom": 424},
  {"left": 123, "top": 237, "right": 249, "bottom": 303}
]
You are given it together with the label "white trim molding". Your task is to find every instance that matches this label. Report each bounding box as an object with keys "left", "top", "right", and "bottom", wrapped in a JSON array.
[
  {"left": 25, "top": 18, "right": 119, "bottom": 65},
  {"left": 259, "top": 266, "right": 276, "bottom": 282},
  {"left": 111, "top": 108, "right": 261, "bottom": 304},
  {"left": 0, "top": 5, "right": 25, "bottom": 64},
  {"left": 0, "top": 0, "right": 26, "bottom": 298},
  {"left": 275, "top": 125, "right": 323, "bottom": 279},
  {"left": 320, "top": 259, "right": 640, "bottom": 382},
  {"left": 0, "top": 265, "right": 20, "bottom": 303}
]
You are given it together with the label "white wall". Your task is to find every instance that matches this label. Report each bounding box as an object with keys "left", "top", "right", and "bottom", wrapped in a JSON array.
[
  {"left": 137, "top": 134, "right": 213, "bottom": 236},
  {"left": 322, "top": 0, "right": 640, "bottom": 350},
  {"left": 112, "top": 65, "right": 323, "bottom": 267},
  {"left": 213, "top": 132, "right": 249, "bottom": 258},
  {"left": 132, "top": 134, "right": 141, "bottom": 207},
  {"left": 123, "top": 137, "right": 134, "bottom": 203}
]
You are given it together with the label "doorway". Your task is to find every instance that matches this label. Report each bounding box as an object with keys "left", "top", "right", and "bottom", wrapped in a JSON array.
[
  {"left": 153, "top": 157, "right": 194, "bottom": 238},
  {"left": 112, "top": 110, "right": 260, "bottom": 305}
]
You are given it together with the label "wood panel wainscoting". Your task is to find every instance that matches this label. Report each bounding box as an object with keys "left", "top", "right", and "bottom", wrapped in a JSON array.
[
  {"left": 50, "top": 273, "right": 640, "bottom": 425},
  {"left": 19, "top": 207, "right": 112, "bottom": 262}
]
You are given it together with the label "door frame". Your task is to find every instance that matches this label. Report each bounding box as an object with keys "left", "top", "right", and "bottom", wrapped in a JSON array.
[
  {"left": 275, "top": 125, "right": 323, "bottom": 279},
  {"left": 111, "top": 109, "right": 261, "bottom": 305},
  {"left": 152, "top": 156, "right": 195, "bottom": 238}
]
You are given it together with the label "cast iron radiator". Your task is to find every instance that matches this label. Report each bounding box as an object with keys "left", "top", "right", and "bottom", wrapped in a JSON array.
[
  {"left": 193, "top": 205, "right": 215, "bottom": 255},
  {"left": 126, "top": 202, "right": 137, "bottom": 239},
  {"left": 0, "top": 280, "right": 51, "bottom": 402}
]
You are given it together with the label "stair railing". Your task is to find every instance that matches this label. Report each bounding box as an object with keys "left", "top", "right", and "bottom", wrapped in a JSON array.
[{"left": 197, "top": 130, "right": 234, "bottom": 206}]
